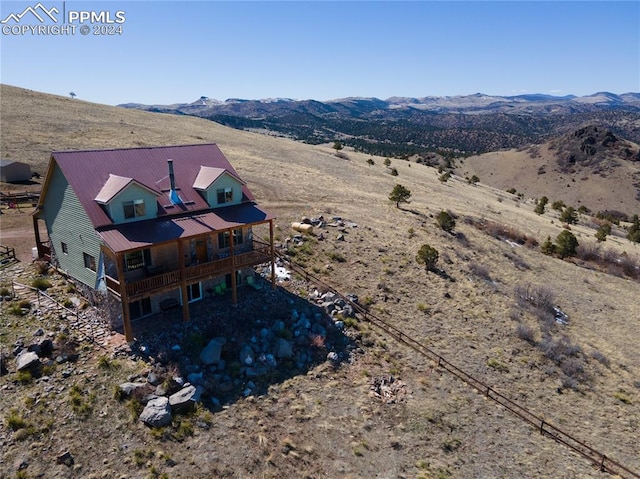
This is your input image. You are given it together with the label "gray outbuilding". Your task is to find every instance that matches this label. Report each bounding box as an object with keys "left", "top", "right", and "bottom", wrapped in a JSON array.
[{"left": 0, "top": 159, "right": 31, "bottom": 183}]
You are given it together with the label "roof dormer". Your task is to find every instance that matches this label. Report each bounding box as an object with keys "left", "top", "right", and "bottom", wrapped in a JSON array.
[
  {"left": 192, "top": 166, "right": 245, "bottom": 208},
  {"left": 95, "top": 174, "right": 160, "bottom": 224}
]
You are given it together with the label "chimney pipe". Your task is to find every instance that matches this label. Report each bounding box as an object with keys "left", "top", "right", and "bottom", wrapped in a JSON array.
[{"left": 167, "top": 159, "right": 176, "bottom": 191}]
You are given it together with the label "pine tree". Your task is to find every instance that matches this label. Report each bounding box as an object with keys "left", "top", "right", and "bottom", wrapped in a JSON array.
[
  {"left": 556, "top": 230, "right": 579, "bottom": 258},
  {"left": 416, "top": 244, "right": 439, "bottom": 272},
  {"left": 627, "top": 214, "right": 640, "bottom": 243},
  {"left": 388, "top": 184, "right": 411, "bottom": 208}
]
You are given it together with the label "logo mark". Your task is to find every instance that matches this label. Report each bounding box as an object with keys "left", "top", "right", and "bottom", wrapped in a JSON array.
[{"left": 1, "top": 2, "right": 59, "bottom": 24}]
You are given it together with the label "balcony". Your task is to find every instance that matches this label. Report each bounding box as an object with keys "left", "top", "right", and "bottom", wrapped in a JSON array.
[{"left": 106, "top": 241, "right": 272, "bottom": 301}]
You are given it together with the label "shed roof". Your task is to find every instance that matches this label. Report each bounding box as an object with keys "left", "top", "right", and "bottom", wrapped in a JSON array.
[
  {"left": 0, "top": 159, "right": 30, "bottom": 168},
  {"left": 46, "top": 144, "right": 257, "bottom": 228}
]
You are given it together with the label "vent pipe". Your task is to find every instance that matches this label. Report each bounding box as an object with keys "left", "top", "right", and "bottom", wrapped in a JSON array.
[
  {"left": 167, "top": 159, "right": 182, "bottom": 205},
  {"left": 167, "top": 159, "right": 176, "bottom": 191}
]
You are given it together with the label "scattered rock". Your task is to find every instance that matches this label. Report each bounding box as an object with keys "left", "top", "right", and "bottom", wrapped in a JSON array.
[
  {"left": 169, "top": 385, "right": 202, "bottom": 412},
  {"left": 199, "top": 337, "right": 226, "bottom": 365},
  {"left": 36, "top": 338, "right": 54, "bottom": 357},
  {"left": 146, "top": 371, "right": 162, "bottom": 386},
  {"left": 16, "top": 351, "right": 40, "bottom": 371},
  {"left": 56, "top": 451, "right": 74, "bottom": 467},
  {"left": 273, "top": 338, "right": 293, "bottom": 359},
  {"left": 14, "top": 456, "right": 29, "bottom": 471},
  {"left": 239, "top": 344, "right": 255, "bottom": 366},
  {"left": 370, "top": 376, "right": 408, "bottom": 404},
  {"left": 139, "top": 396, "right": 172, "bottom": 427},
  {"left": 118, "top": 382, "right": 148, "bottom": 397}
]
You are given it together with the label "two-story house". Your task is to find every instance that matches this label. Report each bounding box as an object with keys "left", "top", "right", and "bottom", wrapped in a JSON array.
[{"left": 33, "top": 144, "right": 276, "bottom": 342}]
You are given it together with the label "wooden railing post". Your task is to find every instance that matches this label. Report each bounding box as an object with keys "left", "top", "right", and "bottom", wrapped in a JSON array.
[
  {"left": 230, "top": 228, "right": 237, "bottom": 305},
  {"left": 269, "top": 220, "right": 276, "bottom": 290}
]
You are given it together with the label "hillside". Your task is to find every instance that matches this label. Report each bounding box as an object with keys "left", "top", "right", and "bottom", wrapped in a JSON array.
[
  {"left": 456, "top": 126, "right": 640, "bottom": 216},
  {"left": 1, "top": 84, "right": 640, "bottom": 479}
]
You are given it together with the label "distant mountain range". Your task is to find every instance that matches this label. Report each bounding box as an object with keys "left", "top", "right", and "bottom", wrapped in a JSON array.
[{"left": 119, "top": 92, "right": 640, "bottom": 157}]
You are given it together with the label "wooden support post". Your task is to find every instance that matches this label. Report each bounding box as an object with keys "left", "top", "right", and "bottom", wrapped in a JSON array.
[
  {"left": 230, "top": 229, "right": 237, "bottom": 305},
  {"left": 269, "top": 219, "right": 276, "bottom": 290},
  {"left": 32, "top": 215, "right": 43, "bottom": 259},
  {"left": 177, "top": 240, "right": 190, "bottom": 322},
  {"left": 122, "top": 302, "right": 133, "bottom": 343},
  {"left": 115, "top": 251, "right": 134, "bottom": 342}
]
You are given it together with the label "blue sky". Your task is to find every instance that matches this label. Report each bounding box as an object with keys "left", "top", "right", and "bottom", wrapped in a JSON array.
[{"left": 1, "top": 1, "right": 639, "bottom": 105}]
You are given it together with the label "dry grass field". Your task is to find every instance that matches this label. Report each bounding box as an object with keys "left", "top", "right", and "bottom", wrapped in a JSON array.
[
  {"left": 1, "top": 84, "right": 640, "bottom": 478},
  {"left": 457, "top": 141, "right": 640, "bottom": 217}
]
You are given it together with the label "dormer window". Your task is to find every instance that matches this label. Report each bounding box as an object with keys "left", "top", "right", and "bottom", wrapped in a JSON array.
[
  {"left": 123, "top": 199, "right": 145, "bottom": 219},
  {"left": 217, "top": 187, "right": 233, "bottom": 204},
  {"left": 95, "top": 174, "right": 159, "bottom": 224}
]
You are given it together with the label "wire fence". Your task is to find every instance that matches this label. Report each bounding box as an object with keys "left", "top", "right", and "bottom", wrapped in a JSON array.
[{"left": 276, "top": 252, "right": 640, "bottom": 479}]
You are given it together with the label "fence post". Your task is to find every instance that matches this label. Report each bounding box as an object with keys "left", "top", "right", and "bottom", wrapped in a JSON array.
[
  {"left": 540, "top": 420, "right": 545, "bottom": 435},
  {"left": 37, "top": 289, "right": 41, "bottom": 308}
]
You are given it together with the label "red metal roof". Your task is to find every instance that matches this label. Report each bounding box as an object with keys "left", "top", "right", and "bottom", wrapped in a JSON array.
[
  {"left": 98, "top": 202, "right": 274, "bottom": 252},
  {"left": 50, "top": 144, "right": 257, "bottom": 228}
]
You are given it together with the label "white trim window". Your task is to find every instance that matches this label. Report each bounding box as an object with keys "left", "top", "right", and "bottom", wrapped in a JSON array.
[
  {"left": 123, "top": 199, "right": 145, "bottom": 219},
  {"left": 216, "top": 187, "right": 233, "bottom": 205},
  {"left": 187, "top": 282, "right": 202, "bottom": 302}
]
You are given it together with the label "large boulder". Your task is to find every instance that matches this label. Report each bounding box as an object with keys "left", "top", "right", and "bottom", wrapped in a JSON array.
[
  {"left": 169, "top": 384, "right": 202, "bottom": 412},
  {"left": 36, "top": 338, "right": 54, "bottom": 357},
  {"left": 139, "top": 396, "right": 172, "bottom": 427},
  {"left": 273, "top": 338, "right": 293, "bottom": 359},
  {"left": 16, "top": 351, "right": 40, "bottom": 371},
  {"left": 199, "top": 337, "right": 226, "bottom": 365},
  {"left": 118, "top": 382, "right": 148, "bottom": 397}
]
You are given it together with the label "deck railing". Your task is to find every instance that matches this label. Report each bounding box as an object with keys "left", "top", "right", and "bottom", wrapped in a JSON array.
[{"left": 107, "top": 241, "right": 271, "bottom": 300}]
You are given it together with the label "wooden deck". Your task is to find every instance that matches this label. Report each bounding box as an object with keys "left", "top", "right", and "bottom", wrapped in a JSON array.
[{"left": 105, "top": 243, "right": 272, "bottom": 301}]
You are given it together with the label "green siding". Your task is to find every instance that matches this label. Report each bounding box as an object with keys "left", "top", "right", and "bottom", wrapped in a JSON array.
[
  {"left": 107, "top": 184, "right": 158, "bottom": 224},
  {"left": 206, "top": 173, "right": 243, "bottom": 207},
  {"left": 41, "top": 164, "right": 102, "bottom": 288}
]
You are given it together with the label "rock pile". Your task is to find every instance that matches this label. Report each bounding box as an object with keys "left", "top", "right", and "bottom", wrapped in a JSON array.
[
  {"left": 370, "top": 376, "right": 409, "bottom": 404},
  {"left": 3, "top": 327, "right": 79, "bottom": 380},
  {"left": 308, "top": 289, "right": 358, "bottom": 329},
  {"left": 115, "top": 285, "right": 356, "bottom": 426}
]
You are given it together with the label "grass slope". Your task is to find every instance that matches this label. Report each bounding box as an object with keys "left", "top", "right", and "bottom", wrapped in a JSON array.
[{"left": 457, "top": 139, "right": 640, "bottom": 217}]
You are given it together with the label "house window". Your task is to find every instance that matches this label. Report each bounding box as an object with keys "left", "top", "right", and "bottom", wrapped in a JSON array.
[
  {"left": 124, "top": 249, "right": 151, "bottom": 272},
  {"left": 129, "top": 298, "right": 152, "bottom": 319},
  {"left": 218, "top": 231, "right": 230, "bottom": 249},
  {"left": 216, "top": 187, "right": 233, "bottom": 205},
  {"left": 83, "top": 253, "right": 96, "bottom": 271},
  {"left": 123, "top": 199, "right": 145, "bottom": 219},
  {"left": 218, "top": 229, "right": 243, "bottom": 249},
  {"left": 187, "top": 282, "right": 202, "bottom": 302},
  {"left": 61, "top": 242, "right": 68, "bottom": 254}
]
